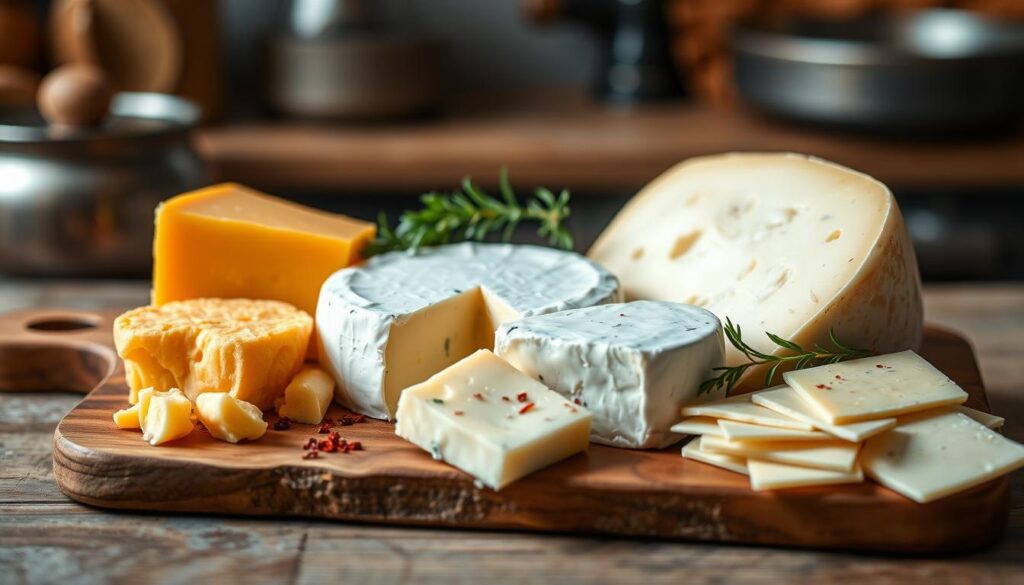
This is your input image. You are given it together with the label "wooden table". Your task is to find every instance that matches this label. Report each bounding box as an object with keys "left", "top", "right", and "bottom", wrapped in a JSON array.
[
  {"left": 2, "top": 281, "right": 1022, "bottom": 584},
  {"left": 196, "top": 91, "right": 1024, "bottom": 194}
]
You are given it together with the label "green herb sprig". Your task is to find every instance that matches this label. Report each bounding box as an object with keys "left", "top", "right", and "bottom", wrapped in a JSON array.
[
  {"left": 699, "top": 318, "right": 874, "bottom": 395},
  {"left": 363, "top": 169, "right": 573, "bottom": 257}
]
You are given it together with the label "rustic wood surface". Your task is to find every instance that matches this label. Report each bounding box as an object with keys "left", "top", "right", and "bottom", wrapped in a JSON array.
[
  {"left": 196, "top": 91, "right": 1024, "bottom": 193},
  {"left": 1, "top": 281, "right": 1022, "bottom": 583}
]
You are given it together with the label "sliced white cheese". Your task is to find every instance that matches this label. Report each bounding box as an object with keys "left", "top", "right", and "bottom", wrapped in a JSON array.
[
  {"left": 394, "top": 350, "right": 592, "bottom": 491},
  {"left": 494, "top": 301, "right": 723, "bottom": 449},
  {"left": 589, "top": 153, "right": 923, "bottom": 392},
  {"left": 751, "top": 385, "right": 897, "bottom": 442},
  {"left": 670, "top": 416, "right": 724, "bottom": 438},
  {"left": 748, "top": 460, "right": 863, "bottom": 491},
  {"left": 700, "top": 435, "right": 859, "bottom": 472},
  {"left": 957, "top": 405, "right": 1004, "bottom": 430},
  {"left": 861, "top": 408, "right": 1024, "bottom": 504},
  {"left": 318, "top": 243, "right": 620, "bottom": 419},
  {"left": 681, "top": 437, "right": 748, "bottom": 475},
  {"left": 681, "top": 393, "right": 815, "bottom": 431},
  {"left": 717, "top": 419, "right": 831, "bottom": 442},
  {"left": 784, "top": 350, "right": 968, "bottom": 424}
]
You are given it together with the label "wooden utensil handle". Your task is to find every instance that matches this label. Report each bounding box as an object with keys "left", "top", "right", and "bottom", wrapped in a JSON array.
[{"left": 0, "top": 308, "right": 119, "bottom": 394}]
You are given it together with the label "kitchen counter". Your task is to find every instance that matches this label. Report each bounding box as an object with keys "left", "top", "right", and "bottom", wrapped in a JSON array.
[{"left": 1, "top": 281, "right": 1022, "bottom": 584}]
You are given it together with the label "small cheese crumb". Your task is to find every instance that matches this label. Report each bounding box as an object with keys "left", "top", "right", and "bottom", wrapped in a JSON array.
[
  {"left": 196, "top": 392, "right": 268, "bottom": 443},
  {"left": 112, "top": 403, "right": 141, "bottom": 429},
  {"left": 138, "top": 388, "right": 194, "bottom": 446},
  {"left": 276, "top": 366, "right": 336, "bottom": 424}
]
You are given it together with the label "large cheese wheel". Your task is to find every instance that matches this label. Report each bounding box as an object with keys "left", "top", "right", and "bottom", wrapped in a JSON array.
[{"left": 588, "top": 153, "right": 922, "bottom": 392}]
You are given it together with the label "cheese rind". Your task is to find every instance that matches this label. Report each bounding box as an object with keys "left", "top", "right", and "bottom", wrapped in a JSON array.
[
  {"left": 152, "top": 183, "right": 374, "bottom": 318},
  {"left": 114, "top": 299, "right": 313, "bottom": 410},
  {"left": 277, "top": 367, "right": 336, "bottom": 424},
  {"left": 318, "top": 243, "right": 620, "bottom": 420},
  {"left": 717, "top": 419, "right": 830, "bottom": 442},
  {"left": 784, "top": 350, "right": 968, "bottom": 424},
  {"left": 195, "top": 392, "right": 269, "bottom": 443},
  {"left": 681, "top": 438, "right": 748, "bottom": 475},
  {"left": 748, "top": 460, "right": 863, "bottom": 491},
  {"left": 394, "top": 350, "right": 591, "bottom": 490},
  {"left": 495, "top": 301, "right": 723, "bottom": 449},
  {"left": 589, "top": 153, "right": 923, "bottom": 392},
  {"left": 139, "top": 388, "right": 194, "bottom": 446},
  {"left": 861, "top": 409, "right": 1024, "bottom": 503},
  {"left": 700, "top": 435, "right": 859, "bottom": 472},
  {"left": 680, "top": 394, "right": 815, "bottom": 431},
  {"left": 750, "top": 386, "right": 897, "bottom": 442}
]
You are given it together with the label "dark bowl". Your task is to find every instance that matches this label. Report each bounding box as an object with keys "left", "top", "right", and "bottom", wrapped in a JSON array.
[{"left": 731, "top": 9, "right": 1024, "bottom": 136}]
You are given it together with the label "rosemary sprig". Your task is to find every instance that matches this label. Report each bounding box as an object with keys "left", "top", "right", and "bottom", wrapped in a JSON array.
[
  {"left": 699, "top": 318, "right": 874, "bottom": 395},
  {"left": 363, "top": 169, "right": 573, "bottom": 257}
]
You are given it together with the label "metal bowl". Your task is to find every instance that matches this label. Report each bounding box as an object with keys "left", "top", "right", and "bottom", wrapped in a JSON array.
[
  {"left": 731, "top": 9, "right": 1024, "bottom": 135},
  {"left": 0, "top": 93, "right": 209, "bottom": 277}
]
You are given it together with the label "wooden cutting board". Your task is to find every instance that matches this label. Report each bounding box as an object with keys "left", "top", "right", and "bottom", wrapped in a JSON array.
[{"left": 0, "top": 308, "right": 1008, "bottom": 553}]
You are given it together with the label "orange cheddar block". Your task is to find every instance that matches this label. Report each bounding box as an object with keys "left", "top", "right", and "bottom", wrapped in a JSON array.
[{"left": 152, "top": 183, "right": 375, "bottom": 316}]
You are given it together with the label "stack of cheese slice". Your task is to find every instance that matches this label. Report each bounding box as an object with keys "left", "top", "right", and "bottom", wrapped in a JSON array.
[{"left": 675, "top": 350, "right": 1023, "bottom": 502}]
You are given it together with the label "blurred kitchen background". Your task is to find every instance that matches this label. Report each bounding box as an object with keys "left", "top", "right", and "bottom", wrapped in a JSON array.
[{"left": 0, "top": 0, "right": 1022, "bottom": 282}]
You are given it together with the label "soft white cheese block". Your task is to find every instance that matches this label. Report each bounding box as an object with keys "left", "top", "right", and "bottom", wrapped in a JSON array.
[
  {"left": 494, "top": 301, "right": 723, "bottom": 449},
  {"left": 750, "top": 386, "right": 897, "bottom": 442},
  {"left": 682, "top": 438, "right": 748, "bottom": 475},
  {"left": 318, "top": 243, "right": 621, "bottom": 419},
  {"left": 700, "top": 435, "right": 859, "bottom": 472},
  {"left": 861, "top": 408, "right": 1024, "bottom": 503},
  {"left": 394, "top": 349, "right": 592, "bottom": 491},
  {"left": 784, "top": 350, "right": 968, "bottom": 424},
  {"left": 748, "top": 460, "right": 863, "bottom": 491},
  {"left": 589, "top": 153, "right": 923, "bottom": 392}
]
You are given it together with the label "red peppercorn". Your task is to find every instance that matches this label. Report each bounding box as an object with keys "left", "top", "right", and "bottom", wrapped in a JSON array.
[
  {"left": 303, "top": 438, "right": 318, "bottom": 450},
  {"left": 302, "top": 451, "right": 319, "bottom": 460},
  {"left": 517, "top": 392, "right": 528, "bottom": 402},
  {"left": 351, "top": 441, "right": 363, "bottom": 451},
  {"left": 317, "top": 422, "right": 331, "bottom": 434},
  {"left": 519, "top": 402, "right": 535, "bottom": 414}
]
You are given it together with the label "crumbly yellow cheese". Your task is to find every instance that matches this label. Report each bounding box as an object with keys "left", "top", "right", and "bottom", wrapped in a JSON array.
[
  {"left": 114, "top": 299, "right": 313, "bottom": 410},
  {"left": 137, "top": 387, "right": 194, "bottom": 446},
  {"left": 152, "top": 183, "right": 375, "bottom": 318},
  {"left": 195, "top": 392, "right": 268, "bottom": 443},
  {"left": 112, "top": 403, "right": 141, "bottom": 429},
  {"left": 277, "top": 366, "right": 335, "bottom": 424}
]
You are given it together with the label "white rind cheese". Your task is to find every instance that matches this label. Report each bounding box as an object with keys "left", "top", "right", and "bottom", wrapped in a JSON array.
[
  {"left": 317, "top": 243, "right": 621, "bottom": 419},
  {"left": 589, "top": 153, "right": 923, "bottom": 392},
  {"left": 495, "top": 301, "right": 724, "bottom": 449},
  {"left": 493, "top": 301, "right": 720, "bottom": 448}
]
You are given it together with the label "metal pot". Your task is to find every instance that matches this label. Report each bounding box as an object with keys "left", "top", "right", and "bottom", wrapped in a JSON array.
[{"left": 0, "top": 92, "right": 209, "bottom": 277}]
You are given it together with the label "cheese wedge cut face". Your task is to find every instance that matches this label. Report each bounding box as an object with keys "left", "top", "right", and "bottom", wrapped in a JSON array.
[
  {"left": 495, "top": 301, "right": 724, "bottom": 449},
  {"left": 680, "top": 394, "right": 815, "bottom": 431},
  {"left": 394, "top": 350, "right": 592, "bottom": 491},
  {"left": 700, "top": 435, "right": 859, "bottom": 472},
  {"left": 861, "top": 408, "right": 1024, "bottom": 503},
  {"left": 784, "top": 350, "right": 968, "bottom": 424},
  {"left": 717, "top": 419, "right": 831, "bottom": 442},
  {"left": 751, "top": 386, "right": 897, "bottom": 442},
  {"left": 114, "top": 299, "right": 313, "bottom": 410},
  {"left": 589, "top": 153, "right": 923, "bottom": 392},
  {"left": 748, "top": 460, "right": 863, "bottom": 491},
  {"left": 153, "top": 183, "right": 375, "bottom": 318},
  {"left": 682, "top": 438, "right": 748, "bottom": 475},
  {"left": 671, "top": 416, "right": 724, "bottom": 438},
  {"left": 318, "top": 243, "right": 621, "bottom": 420}
]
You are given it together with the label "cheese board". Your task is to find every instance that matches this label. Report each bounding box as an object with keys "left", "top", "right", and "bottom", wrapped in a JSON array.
[{"left": 0, "top": 307, "right": 1008, "bottom": 553}]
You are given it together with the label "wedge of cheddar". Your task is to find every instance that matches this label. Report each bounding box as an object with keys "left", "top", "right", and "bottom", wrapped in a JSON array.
[
  {"left": 152, "top": 183, "right": 375, "bottom": 319},
  {"left": 589, "top": 153, "right": 923, "bottom": 392},
  {"left": 114, "top": 299, "right": 313, "bottom": 410}
]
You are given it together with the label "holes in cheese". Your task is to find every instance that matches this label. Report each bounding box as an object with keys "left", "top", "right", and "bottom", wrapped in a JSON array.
[
  {"left": 114, "top": 299, "right": 313, "bottom": 410},
  {"left": 195, "top": 393, "right": 268, "bottom": 444},
  {"left": 589, "top": 153, "right": 923, "bottom": 392},
  {"left": 152, "top": 183, "right": 375, "bottom": 319}
]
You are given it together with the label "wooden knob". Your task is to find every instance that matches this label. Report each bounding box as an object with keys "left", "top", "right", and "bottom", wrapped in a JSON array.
[{"left": 37, "top": 64, "right": 113, "bottom": 127}]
